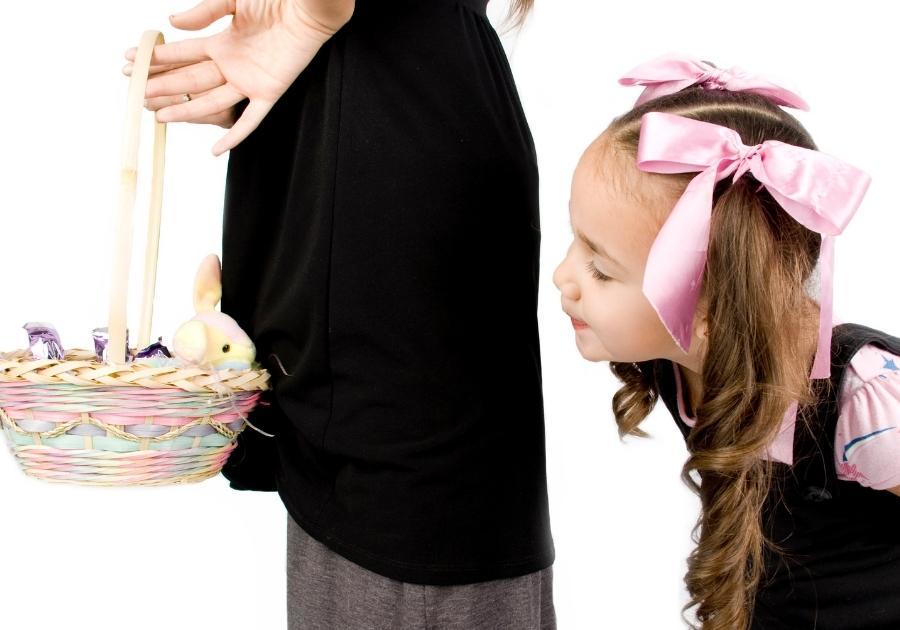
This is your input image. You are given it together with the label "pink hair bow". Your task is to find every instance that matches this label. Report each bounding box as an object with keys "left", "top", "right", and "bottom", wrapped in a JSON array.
[
  {"left": 637, "top": 112, "right": 870, "bottom": 379},
  {"left": 619, "top": 54, "right": 810, "bottom": 111}
]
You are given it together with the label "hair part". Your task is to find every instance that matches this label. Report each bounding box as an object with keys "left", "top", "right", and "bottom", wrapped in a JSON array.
[{"left": 604, "top": 88, "right": 824, "bottom": 629}]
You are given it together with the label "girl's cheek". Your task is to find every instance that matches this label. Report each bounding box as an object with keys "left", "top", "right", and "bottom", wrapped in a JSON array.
[
  {"left": 582, "top": 295, "right": 612, "bottom": 336},
  {"left": 584, "top": 300, "right": 624, "bottom": 349},
  {"left": 585, "top": 290, "right": 640, "bottom": 354}
]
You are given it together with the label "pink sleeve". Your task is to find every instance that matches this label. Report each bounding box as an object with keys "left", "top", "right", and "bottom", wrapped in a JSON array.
[{"left": 834, "top": 344, "right": 900, "bottom": 490}]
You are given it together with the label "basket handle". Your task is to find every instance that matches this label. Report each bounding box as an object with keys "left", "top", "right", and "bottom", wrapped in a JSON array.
[{"left": 107, "top": 30, "right": 167, "bottom": 365}]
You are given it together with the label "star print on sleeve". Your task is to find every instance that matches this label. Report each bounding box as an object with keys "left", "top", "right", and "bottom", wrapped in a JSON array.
[{"left": 878, "top": 355, "right": 900, "bottom": 380}]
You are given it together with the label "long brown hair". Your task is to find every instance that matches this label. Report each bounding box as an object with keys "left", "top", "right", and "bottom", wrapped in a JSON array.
[
  {"left": 505, "top": 0, "right": 534, "bottom": 29},
  {"left": 606, "top": 88, "right": 824, "bottom": 629}
]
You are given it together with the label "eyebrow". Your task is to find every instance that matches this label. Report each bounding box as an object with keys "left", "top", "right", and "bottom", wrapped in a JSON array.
[{"left": 571, "top": 220, "right": 625, "bottom": 270}]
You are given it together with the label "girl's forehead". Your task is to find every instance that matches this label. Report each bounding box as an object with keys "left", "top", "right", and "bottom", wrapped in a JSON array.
[{"left": 571, "top": 143, "right": 666, "bottom": 267}]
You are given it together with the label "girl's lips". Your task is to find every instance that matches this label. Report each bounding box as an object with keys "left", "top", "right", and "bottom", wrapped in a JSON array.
[{"left": 570, "top": 317, "right": 589, "bottom": 330}]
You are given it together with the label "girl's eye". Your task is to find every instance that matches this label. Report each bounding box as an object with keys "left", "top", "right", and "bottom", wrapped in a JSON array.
[{"left": 585, "top": 261, "right": 612, "bottom": 282}]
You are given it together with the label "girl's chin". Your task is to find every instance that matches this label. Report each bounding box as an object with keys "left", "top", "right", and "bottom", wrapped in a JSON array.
[
  {"left": 575, "top": 338, "right": 614, "bottom": 363},
  {"left": 582, "top": 352, "right": 612, "bottom": 363}
]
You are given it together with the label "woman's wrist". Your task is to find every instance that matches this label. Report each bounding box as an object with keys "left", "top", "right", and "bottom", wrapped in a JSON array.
[{"left": 293, "top": 0, "right": 356, "bottom": 39}]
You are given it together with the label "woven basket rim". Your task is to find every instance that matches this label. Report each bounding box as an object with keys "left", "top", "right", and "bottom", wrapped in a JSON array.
[{"left": 0, "top": 347, "right": 270, "bottom": 394}]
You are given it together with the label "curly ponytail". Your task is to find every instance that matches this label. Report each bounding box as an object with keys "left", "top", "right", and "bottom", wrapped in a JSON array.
[
  {"left": 683, "top": 176, "right": 821, "bottom": 628},
  {"left": 605, "top": 88, "right": 825, "bottom": 629}
]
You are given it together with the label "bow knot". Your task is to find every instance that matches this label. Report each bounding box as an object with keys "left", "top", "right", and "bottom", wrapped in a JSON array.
[
  {"left": 732, "top": 143, "right": 765, "bottom": 181},
  {"left": 697, "top": 64, "right": 730, "bottom": 90}
]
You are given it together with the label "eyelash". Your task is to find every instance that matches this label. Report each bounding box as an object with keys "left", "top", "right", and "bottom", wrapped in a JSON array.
[{"left": 585, "top": 261, "right": 612, "bottom": 282}]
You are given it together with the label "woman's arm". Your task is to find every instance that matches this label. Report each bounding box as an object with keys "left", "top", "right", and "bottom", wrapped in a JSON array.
[{"left": 124, "top": 0, "right": 355, "bottom": 155}]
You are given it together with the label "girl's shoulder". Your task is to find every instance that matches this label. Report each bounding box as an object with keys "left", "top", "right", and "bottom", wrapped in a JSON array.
[{"left": 835, "top": 342, "right": 900, "bottom": 489}]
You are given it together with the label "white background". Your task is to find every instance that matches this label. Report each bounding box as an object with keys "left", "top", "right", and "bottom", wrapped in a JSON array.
[{"left": 0, "top": 1, "right": 897, "bottom": 628}]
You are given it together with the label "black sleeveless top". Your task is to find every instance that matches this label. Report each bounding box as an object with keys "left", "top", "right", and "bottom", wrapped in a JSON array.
[
  {"left": 653, "top": 323, "right": 900, "bottom": 629},
  {"left": 218, "top": 0, "right": 554, "bottom": 585}
]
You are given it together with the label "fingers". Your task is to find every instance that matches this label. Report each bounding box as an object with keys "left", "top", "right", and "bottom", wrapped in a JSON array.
[
  {"left": 122, "top": 60, "right": 195, "bottom": 77},
  {"left": 169, "top": 0, "right": 237, "bottom": 31},
  {"left": 124, "top": 37, "right": 208, "bottom": 65},
  {"left": 195, "top": 109, "right": 237, "bottom": 129},
  {"left": 144, "top": 61, "right": 225, "bottom": 99},
  {"left": 212, "top": 99, "right": 274, "bottom": 156},
  {"left": 144, "top": 93, "right": 197, "bottom": 112},
  {"left": 155, "top": 83, "right": 245, "bottom": 125},
  {"left": 143, "top": 90, "right": 236, "bottom": 128}
]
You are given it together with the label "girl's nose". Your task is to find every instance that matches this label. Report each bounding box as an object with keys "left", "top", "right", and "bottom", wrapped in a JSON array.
[{"left": 553, "top": 261, "right": 580, "bottom": 301}]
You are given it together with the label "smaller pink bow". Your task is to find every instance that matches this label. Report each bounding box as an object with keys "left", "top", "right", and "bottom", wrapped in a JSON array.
[
  {"left": 619, "top": 54, "right": 810, "bottom": 111},
  {"left": 636, "top": 112, "right": 870, "bottom": 380}
]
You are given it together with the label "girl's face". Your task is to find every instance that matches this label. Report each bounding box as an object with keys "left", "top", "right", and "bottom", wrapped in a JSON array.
[{"left": 553, "top": 136, "right": 705, "bottom": 369}]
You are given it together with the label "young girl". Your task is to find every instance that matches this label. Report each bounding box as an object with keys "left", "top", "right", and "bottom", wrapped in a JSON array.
[{"left": 553, "top": 55, "right": 900, "bottom": 630}]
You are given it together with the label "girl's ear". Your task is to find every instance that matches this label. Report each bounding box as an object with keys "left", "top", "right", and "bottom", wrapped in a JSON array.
[
  {"left": 693, "top": 295, "right": 709, "bottom": 341},
  {"left": 193, "top": 254, "right": 223, "bottom": 313},
  {"left": 693, "top": 303, "right": 710, "bottom": 340}
]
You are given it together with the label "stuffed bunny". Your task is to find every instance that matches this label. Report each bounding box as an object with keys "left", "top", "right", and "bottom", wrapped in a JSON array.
[{"left": 171, "top": 254, "right": 256, "bottom": 370}]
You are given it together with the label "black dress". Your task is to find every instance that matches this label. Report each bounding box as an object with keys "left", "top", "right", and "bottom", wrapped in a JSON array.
[{"left": 220, "top": 0, "right": 554, "bottom": 585}]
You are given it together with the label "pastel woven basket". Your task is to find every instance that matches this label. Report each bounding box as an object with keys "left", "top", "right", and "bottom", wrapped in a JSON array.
[{"left": 0, "top": 31, "right": 270, "bottom": 486}]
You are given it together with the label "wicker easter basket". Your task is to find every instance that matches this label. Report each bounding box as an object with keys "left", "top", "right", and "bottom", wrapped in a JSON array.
[{"left": 0, "top": 31, "right": 270, "bottom": 486}]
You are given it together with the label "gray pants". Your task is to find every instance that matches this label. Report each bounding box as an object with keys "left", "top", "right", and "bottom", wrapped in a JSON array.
[{"left": 287, "top": 515, "right": 556, "bottom": 630}]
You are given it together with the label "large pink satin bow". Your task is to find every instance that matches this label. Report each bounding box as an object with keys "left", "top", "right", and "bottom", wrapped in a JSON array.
[
  {"left": 619, "top": 54, "right": 810, "bottom": 111},
  {"left": 637, "top": 112, "right": 870, "bottom": 379}
]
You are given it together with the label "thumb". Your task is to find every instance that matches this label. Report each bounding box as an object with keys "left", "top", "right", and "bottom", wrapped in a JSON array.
[{"left": 170, "top": 0, "right": 236, "bottom": 31}]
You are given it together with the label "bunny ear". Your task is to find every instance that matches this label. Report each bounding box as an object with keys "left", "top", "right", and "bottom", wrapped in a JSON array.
[{"left": 193, "top": 254, "right": 223, "bottom": 313}]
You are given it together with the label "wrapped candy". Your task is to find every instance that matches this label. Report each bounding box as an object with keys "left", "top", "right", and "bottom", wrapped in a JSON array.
[
  {"left": 92, "top": 327, "right": 108, "bottom": 362},
  {"left": 132, "top": 337, "right": 184, "bottom": 367},
  {"left": 23, "top": 322, "right": 65, "bottom": 360},
  {"left": 135, "top": 337, "right": 172, "bottom": 359},
  {"left": 92, "top": 326, "right": 133, "bottom": 363}
]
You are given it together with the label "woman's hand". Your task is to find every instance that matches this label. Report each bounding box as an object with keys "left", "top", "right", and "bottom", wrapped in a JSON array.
[{"left": 123, "top": 0, "right": 354, "bottom": 156}]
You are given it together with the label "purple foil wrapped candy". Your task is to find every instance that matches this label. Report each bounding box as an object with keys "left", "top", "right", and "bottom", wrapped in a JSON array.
[
  {"left": 135, "top": 337, "right": 172, "bottom": 359},
  {"left": 23, "top": 322, "right": 65, "bottom": 360},
  {"left": 92, "top": 326, "right": 132, "bottom": 363},
  {"left": 92, "top": 326, "right": 108, "bottom": 362}
]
